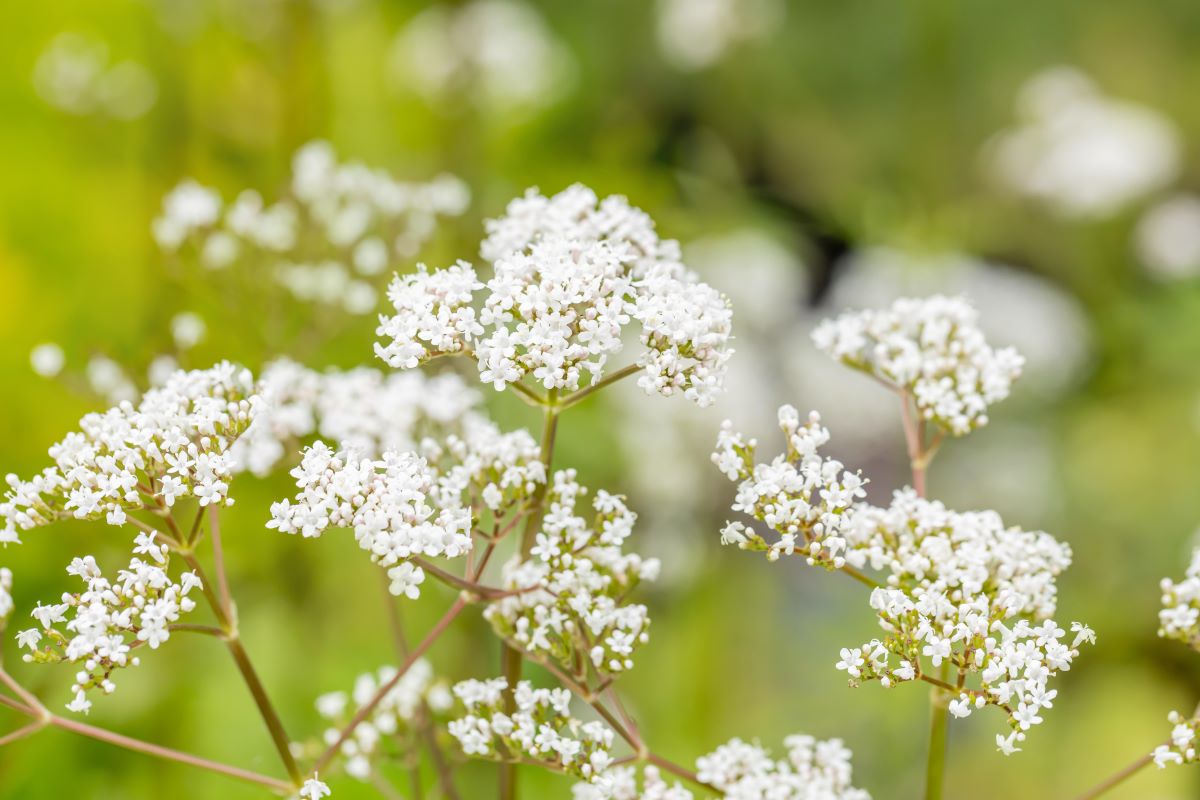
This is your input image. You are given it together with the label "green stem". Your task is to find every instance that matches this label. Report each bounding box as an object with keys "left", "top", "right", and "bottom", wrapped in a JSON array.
[
  {"left": 501, "top": 394, "right": 560, "bottom": 800},
  {"left": 924, "top": 663, "right": 951, "bottom": 800},
  {"left": 556, "top": 364, "right": 641, "bottom": 411}
]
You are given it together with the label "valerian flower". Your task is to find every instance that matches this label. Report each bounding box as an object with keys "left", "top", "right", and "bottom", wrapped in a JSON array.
[
  {"left": 694, "top": 734, "right": 871, "bottom": 799},
  {"left": 300, "top": 660, "right": 451, "bottom": 782},
  {"left": 1, "top": 363, "right": 258, "bottom": 543},
  {"left": 485, "top": 470, "right": 660, "bottom": 676},
  {"left": 375, "top": 184, "right": 733, "bottom": 407},
  {"left": 811, "top": 295, "right": 1023, "bottom": 435},
  {"left": 712, "top": 406, "right": 866, "bottom": 568},
  {"left": 448, "top": 678, "right": 615, "bottom": 783},
  {"left": 1159, "top": 547, "right": 1200, "bottom": 650},
  {"left": 18, "top": 535, "right": 201, "bottom": 714}
]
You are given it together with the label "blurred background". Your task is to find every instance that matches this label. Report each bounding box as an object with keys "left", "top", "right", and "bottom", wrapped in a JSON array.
[{"left": 3, "top": 0, "right": 1200, "bottom": 797}]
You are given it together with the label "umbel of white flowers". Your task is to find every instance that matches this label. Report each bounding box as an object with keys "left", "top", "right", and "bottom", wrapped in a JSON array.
[
  {"left": 374, "top": 184, "right": 734, "bottom": 407},
  {"left": 715, "top": 295, "right": 1094, "bottom": 757},
  {"left": 1152, "top": 548, "right": 1200, "bottom": 768}
]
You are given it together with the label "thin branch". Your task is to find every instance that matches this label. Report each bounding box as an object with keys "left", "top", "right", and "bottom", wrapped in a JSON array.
[
  {"left": 556, "top": 364, "right": 641, "bottom": 411},
  {"left": 0, "top": 720, "right": 47, "bottom": 747},
  {"left": 207, "top": 506, "right": 234, "bottom": 620},
  {"left": 314, "top": 597, "right": 469, "bottom": 774}
]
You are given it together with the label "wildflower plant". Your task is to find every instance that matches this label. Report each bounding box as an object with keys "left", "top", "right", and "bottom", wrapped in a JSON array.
[{"left": 1, "top": 183, "right": 1129, "bottom": 800}]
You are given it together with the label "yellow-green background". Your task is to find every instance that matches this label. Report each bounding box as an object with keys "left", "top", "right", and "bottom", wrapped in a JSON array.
[{"left": 3, "top": 1, "right": 1200, "bottom": 797}]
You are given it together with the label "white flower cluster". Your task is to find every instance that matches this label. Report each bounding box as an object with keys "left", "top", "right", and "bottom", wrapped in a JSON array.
[
  {"left": 230, "top": 359, "right": 479, "bottom": 476},
  {"left": 713, "top": 406, "right": 866, "bottom": 567},
  {"left": 17, "top": 535, "right": 201, "bottom": 714},
  {"left": 153, "top": 141, "right": 469, "bottom": 314},
  {"left": 448, "top": 678, "right": 615, "bottom": 783},
  {"left": 655, "top": 0, "right": 783, "bottom": 72},
  {"left": 376, "top": 184, "right": 733, "bottom": 406},
  {"left": 833, "top": 490, "right": 1090, "bottom": 751},
  {"left": 812, "top": 296, "right": 1023, "bottom": 435},
  {"left": 694, "top": 735, "right": 870, "bottom": 800},
  {"left": 1152, "top": 710, "right": 1200, "bottom": 768},
  {"left": 33, "top": 32, "right": 156, "bottom": 120},
  {"left": 1136, "top": 194, "right": 1200, "bottom": 281},
  {"left": 309, "top": 659, "right": 452, "bottom": 782},
  {"left": 389, "top": 0, "right": 572, "bottom": 111},
  {"left": 0, "top": 567, "right": 13, "bottom": 630},
  {"left": 1, "top": 363, "right": 258, "bottom": 543},
  {"left": 987, "top": 66, "right": 1179, "bottom": 218},
  {"left": 573, "top": 765, "right": 692, "bottom": 800},
  {"left": 485, "top": 470, "right": 660, "bottom": 676},
  {"left": 267, "top": 444, "right": 470, "bottom": 598},
  {"left": 1158, "top": 547, "right": 1200, "bottom": 650}
]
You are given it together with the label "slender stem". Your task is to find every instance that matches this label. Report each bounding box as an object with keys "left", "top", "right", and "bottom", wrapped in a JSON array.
[
  {"left": 0, "top": 720, "right": 46, "bottom": 747},
  {"left": 899, "top": 393, "right": 929, "bottom": 498},
  {"left": 178, "top": 551, "right": 302, "bottom": 785},
  {"left": 838, "top": 565, "right": 881, "bottom": 588},
  {"left": 556, "top": 364, "right": 641, "bottom": 411},
  {"left": 645, "top": 752, "right": 711, "bottom": 792},
  {"left": 501, "top": 398, "right": 559, "bottom": 800},
  {"left": 413, "top": 558, "right": 511, "bottom": 599},
  {"left": 0, "top": 668, "right": 46, "bottom": 715},
  {"left": 207, "top": 506, "right": 234, "bottom": 620},
  {"left": 1073, "top": 753, "right": 1154, "bottom": 800},
  {"left": 314, "top": 597, "right": 469, "bottom": 774},
  {"left": 48, "top": 713, "right": 293, "bottom": 792},
  {"left": 379, "top": 572, "right": 462, "bottom": 800},
  {"left": 1074, "top": 700, "right": 1200, "bottom": 799},
  {"left": 507, "top": 381, "right": 547, "bottom": 409},
  {"left": 923, "top": 663, "right": 951, "bottom": 800}
]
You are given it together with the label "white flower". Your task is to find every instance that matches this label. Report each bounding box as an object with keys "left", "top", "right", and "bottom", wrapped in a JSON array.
[
  {"left": 170, "top": 312, "right": 206, "bottom": 349},
  {"left": 712, "top": 407, "right": 866, "bottom": 569},
  {"left": 986, "top": 66, "right": 1179, "bottom": 218},
  {"left": 298, "top": 775, "right": 331, "bottom": 799},
  {"left": 695, "top": 734, "right": 870, "bottom": 798},
  {"left": 387, "top": 563, "right": 425, "bottom": 599},
  {"left": 1, "top": 363, "right": 258, "bottom": 542},
  {"left": 656, "top": 0, "right": 783, "bottom": 72},
  {"left": 21, "top": 540, "right": 202, "bottom": 712},
  {"left": 449, "top": 678, "right": 614, "bottom": 783},
  {"left": 484, "top": 471, "right": 658, "bottom": 676},
  {"left": 1152, "top": 710, "right": 1200, "bottom": 769},
  {"left": 1159, "top": 548, "right": 1200, "bottom": 650},
  {"left": 377, "top": 185, "right": 733, "bottom": 406},
  {"left": 812, "top": 295, "right": 1023, "bottom": 435},
  {"left": 30, "top": 343, "right": 65, "bottom": 378}
]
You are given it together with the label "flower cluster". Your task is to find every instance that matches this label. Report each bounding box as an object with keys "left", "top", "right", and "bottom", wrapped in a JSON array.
[
  {"left": 1, "top": 363, "right": 258, "bottom": 543},
  {"left": 0, "top": 567, "right": 13, "bottom": 630},
  {"left": 389, "top": 0, "right": 572, "bottom": 112},
  {"left": 306, "top": 660, "right": 452, "bottom": 782},
  {"left": 153, "top": 141, "right": 469, "bottom": 314},
  {"left": 833, "top": 490, "right": 1090, "bottom": 751},
  {"left": 987, "top": 66, "right": 1180, "bottom": 219},
  {"left": 376, "top": 184, "right": 733, "bottom": 406},
  {"left": 33, "top": 32, "right": 156, "bottom": 120},
  {"left": 448, "top": 678, "right": 614, "bottom": 783},
  {"left": 17, "top": 535, "right": 201, "bottom": 714},
  {"left": 485, "top": 470, "right": 659, "bottom": 676},
  {"left": 1152, "top": 710, "right": 1200, "bottom": 768},
  {"left": 812, "top": 295, "right": 1023, "bottom": 435},
  {"left": 267, "top": 444, "right": 471, "bottom": 598},
  {"left": 713, "top": 406, "right": 866, "bottom": 567},
  {"left": 694, "top": 734, "right": 870, "bottom": 799},
  {"left": 230, "top": 359, "right": 480, "bottom": 477},
  {"left": 1158, "top": 547, "right": 1200, "bottom": 650},
  {"left": 573, "top": 765, "right": 692, "bottom": 800}
]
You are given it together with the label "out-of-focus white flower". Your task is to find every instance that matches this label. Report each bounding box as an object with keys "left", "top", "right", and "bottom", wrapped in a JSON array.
[
  {"left": 986, "top": 66, "right": 1179, "bottom": 218},
  {"left": 33, "top": 33, "right": 157, "bottom": 119},
  {"left": 154, "top": 141, "right": 469, "bottom": 319},
  {"left": 30, "top": 343, "right": 65, "bottom": 378},
  {"left": 147, "top": 355, "right": 180, "bottom": 388},
  {"left": 84, "top": 355, "right": 138, "bottom": 404},
  {"left": 1159, "top": 548, "right": 1200, "bottom": 651},
  {"left": 1136, "top": 194, "right": 1200, "bottom": 280},
  {"left": 389, "top": 0, "right": 572, "bottom": 111},
  {"left": 170, "top": 312, "right": 206, "bottom": 349},
  {"left": 656, "top": 0, "right": 783, "bottom": 71}
]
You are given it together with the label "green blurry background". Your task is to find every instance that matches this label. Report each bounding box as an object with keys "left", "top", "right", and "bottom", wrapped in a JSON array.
[{"left": 4, "top": 0, "right": 1200, "bottom": 797}]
